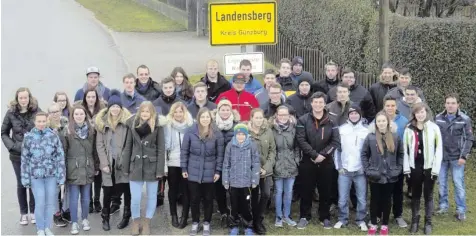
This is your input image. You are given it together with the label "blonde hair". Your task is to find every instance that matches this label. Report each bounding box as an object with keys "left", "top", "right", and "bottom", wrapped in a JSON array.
[
  {"left": 167, "top": 102, "right": 193, "bottom": 124},
  {"left": 47, "top": 103, "right": 61, "bottom": 129},
  {"left": 374, "top": 112, "right": 395, "bottom": 154},
  {"left": 136, "top": 101, "right": 157, "bottom": 132},
  {"left": 107, "top": 107, "right": 123, "bottom": 131},
  {"left": 206, "top": 59, "right": 219, "bottom": 69}
]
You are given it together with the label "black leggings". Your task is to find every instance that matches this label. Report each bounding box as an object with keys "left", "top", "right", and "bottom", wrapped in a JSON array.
[
  {"left": 167, "top": 167, "right": 189, "bottom": 216},
  {"left": 410, "top": 168, "right": 435, "bottom": 220},
  {"left": 215, "top": 172, "right": 229, "bottom": 215},
  {"left": 102, "top": 160, "right": 131, "bottom": 211},
  {"left": 90, "top": 172, "right": 102, "bottom": 203},
  {"left": 12, "top": 159, "right": 35, "bottom": 214},
  {"left": 370, "top": 182, "right": 394, "bottom": 225},
  {"left": 188, "top": 181, "right": 214, "bottom": 223}
]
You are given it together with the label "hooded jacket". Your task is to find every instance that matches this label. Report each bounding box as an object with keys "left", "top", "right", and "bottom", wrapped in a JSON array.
[
  {"left": 369, "top": 77, "right": 397, "bottom": 112},
  {"left": 328, "top": 84, "right": 376, "bottom": 122},
  {"left": 74, "top": 81, "right": 110, "bottom": 102},
  {"left": 164, "top": 112, "right": 194, "bottom": 173},
  {"left": 335, "top": 120, "right": 369, "bottom": 172},
  {"left": 248, "top": 120, "right": 276, "bottom": 178},
  {"left": 211, "top": 109, "right": 241, "bottom": 145},
  {"left": 201, "top": 73, "right": 231, "bottom": 103},
  {"left": 152, "top": 93, "right": 183, "bottom": 116},
  {"left": 222, "top": 135, "right": 261, "bottom": 188},
  {"left": 215, "top": 88, "right": 260, "bottom": 121},
  {"left": 435, "top": 110, "right": 474, "bottom": 161},
  {"left": 21, "top": 127, "right": 66, "bottom": 188},
  {"left": 272, "top": 117, "right": 300, "bottom": 178},
  {"left": 228, "top": 75, "right": 263, "bottom": 95},
  {"left": 187, "top": 99, "right": 217, "bottom": 119},
  {"left": 135, "top": 78, "right": 162, "bottom": 101},
  {"left": 121, "top": 91, "right": 146, "bottom": 114},
  {"left": 95, "top": 108, "right": 132, "bottom": 186},
  {"left": 285, "top": 91, "right": 313, "bottom": 119}
]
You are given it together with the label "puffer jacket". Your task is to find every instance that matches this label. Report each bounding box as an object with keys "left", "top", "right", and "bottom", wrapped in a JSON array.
[
  {"left": 248, "top": 121, "right": 276, "bottom": 178},
  {"left": 164, "top": 113, "right": 194, "bottom": 173},
  {"left": 222, "top": 136, "right": 260, "bottom": 188},
  {"left": 361, "top": 125, "right": 403, "bottom": 184},
  {"left": 122, "top": 115, "right": 167, "bottom": 181},
  {"left": 180, "top": 124, "right": 224, "bottom": 184},
  {"left": 435, "top": 109, "right": 474, "bottom": 161},
  {"left": 1, "top": 104, "right": 40, "bottom": 160},
  {"left": 95, "top": 108, "right": 132, "bottom": 186},
  {"left": 272, "top": 117, "right": 300, "bottom": 179},
  {"left": 21, "top": 127, "right": 66, "bottom": 187},
  {"left": 335, "top": 120, "right": 369, "bottom": 172},
  {"left": 135, "top": 78, "right": 162, "bottom": 101},
  {"left": 211, "top": 109, "right": 241, "bottom": 145},
  {"left": 201, "top": 73, "right": 231, "bottom": 103},
  {"left": 61, "top": 124, "right": 99, "bottom": 185}
]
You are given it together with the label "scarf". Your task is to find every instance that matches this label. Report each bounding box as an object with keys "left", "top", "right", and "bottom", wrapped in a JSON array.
[
  {"left": 82, "top": 82, "right": 106, "bottom": 99},
  {"left": 135, "top": 121, "right": 152, "bottom": 139},
  {"left": 75, "top": 123, "right": 89, "bottom": 139},
  {"left": 169, "top": 120, "right": 190, "bottom": 150},
  {"left": 137, "top": 79, "right": 151, "bottom": 93},
  {"left": 216, "top": 113, "right": 234, "bottom": 131},
  {"left": 278, "top": 120, "right": 290, "bottom": 130}
]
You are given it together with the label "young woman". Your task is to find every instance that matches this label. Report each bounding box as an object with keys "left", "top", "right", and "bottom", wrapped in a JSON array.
[
  {"left": 248, "top": 108, "right": 276, "bottom": 235},
  {"left": 164, "top": 102, "right": 194, "bottom": 229},
  {"left": 95, "top": 91, "right": 132, "bottom": 231},
  {"left": 403, "top": 103, "right": 442, "bottom": 235},
  {"left": 60, "top": 105, "right": 99, "bottom": 235},
  {"left": 77, "top": 88, "right": 106, "bottom": 125},
  {"left": 211, "top": 98, "right": 241, "bottom": 227},
  {"left": 361, "top": 111, "right": 404, "bottom": 235},
  {"left": 181, "top": 108, "right": 224, "bottom": 236},
  {"left": 122, "top": 101, "right": 166, "bottom": 236},
  {"left": 21, "top": 112, "right": 66, "bottom": 236},
  {"left": 54, "top": 91, "right": 72, "bottom": 118},
  {"left": 271, "top": 105, "right": 300, "bottom": 228},
  {"left": 1, "top": 87, "right": 40, "bottom": 225},
  {"left": 171, "top": 67, "right": 193, "bottom": 103}
]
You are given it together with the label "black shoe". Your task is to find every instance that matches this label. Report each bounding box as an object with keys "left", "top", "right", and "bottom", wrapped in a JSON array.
[
  {"left": 54, "top": 213, "right": 68, "bottom": 227},
  {"left": 102, "top": 209, "right": 111, "bottom": 231},
  {"left": 117, "top": 207, "right": 131, "bottom": 229},
  {"left": 110, "top": 205, "right": 120, "bottom": 215},
  {"left": 61, "top": 210, "right": 71, "bottom": 223},
  {"left": 254, "top": 221, "right": 266, "bottom": 235},
  {"left": 178, "top": 216, "right": 188, "bottom": 229},
  {"left": 89, "top": 202, "right": 94, "bottom": 213},
  {"left": 94, "top": 200, "right": 102, "bottom": 213},
  {"left": 171, "top": 215, "right": 179, "bottom": 228},
  {"left": 156, "top": 197, "right": 164, "bottom": 207}
]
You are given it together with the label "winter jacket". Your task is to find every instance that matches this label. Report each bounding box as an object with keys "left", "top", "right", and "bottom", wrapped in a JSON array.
[
  {"left": 20, "top": 127, "right": 66, "bottom": 187},
  {"left": 122, "top": 115, "right": 167, "bottom": 181},
  {"left": 152, "top": 93, "right": 183, "bottom": 116},
  {"left": 180, "top": 124, "right": 225, "bottom": 183},
  {"left": 435, "top": 110, "right": 474, "bottom": 160},
  {"left": 222, "top": 136, "right": 260, "bottom": 188},
  {"left": 327, "top": 100, "right": 353, "bottom": 126},
  {"left": 335, "top": 120, "right": 369, "bottom": 172},
  {"left": 164, "top": 114, "right": 194, "bottom": 173},
  {"left": 1, "top": 105, "right": 39, "bottom": 160},
  {"left": 369, "top": 113, "right": 408, "bottom": 141},
  {"left": 215, "top": 88, "right": 260, "bottom": 121},
  {"left": 255, "top": 88, "right": 286, "bottom": 107},
  {"left": 272, "top": 118, "right": 300, "bottom": 178},
  {"left": 248, "top": 121, "right": 276, "bottom": 178},
  {"left": 396, "top": 98, "right": 431, "bottom": 120},
  {"left": 296, "top": 110, "right": 340, "bottom": 165},
  {"left": 211, "top": 109, "right": 241, "bottom": 145},
  {"left": 201, "top": 73, "right": 231, "bottom": 103},
  {"left": 361, "top": 127, "right": 403, "bottom": 184},
  {"left": 403, "top": 122, "right": 443, "bottom": 176},
  {"left": 187, "top": 99, "right": 217, "bottom": 119},
  {"left": 291, "top": 71, "right": 313, "bottom": 84},
  {"left": 387, "top": 86, "right": 425, "bottom": 101},
  {"left": 277, "top": 75, "right": 298, "bottom": 92},
  {"left": 176, "top": 85, "right": 194, "bottom": 104},
  {"left": 74, "top": 81, "right": 110, "bottom": 102},
  {"left": 60, "top": 124, "right": 99, "bottom": 185},
  {"left": 95, "top": 108, "right": 132, "bottom": 186},
  {"left": 328, "top": 84, "right": 376, "bottom": 122},
  {"left": 285, "top": 92, "right": 313, "bottom": 119},
  {"left": 47, "top": 116, "right": 69, "bottom": 135},
  {"left": 135, "top": 78, "right": 162, "bottom": 101},
  {"left": 369, "top": 80, "right": 397, "bottom": 112},
  {"left": 261, "top": 99, "right": 294, "bottom": 119},
  {"left": 121, "top": 91, "right": 146, "bottom": 114},
  {"left": 228, "top": 75, "right": 263, "bottom": 95},
  {"left": 315, "top": 77, "right": 338, "bottom": 94}
]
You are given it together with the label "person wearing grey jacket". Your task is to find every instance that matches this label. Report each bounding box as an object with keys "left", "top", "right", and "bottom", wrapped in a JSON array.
[{"left": 222, "top": 123, "right": 260, "bottom": 235}]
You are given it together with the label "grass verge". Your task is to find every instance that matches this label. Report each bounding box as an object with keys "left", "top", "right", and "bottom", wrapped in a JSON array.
[
  {"left": 76, "top": 0, "right": 186, "bottom": 32},
  {"left": 189, "top": 61, "right": 277, "bottom": 84}
]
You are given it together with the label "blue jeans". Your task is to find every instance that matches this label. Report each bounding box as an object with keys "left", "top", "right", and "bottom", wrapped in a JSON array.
[
  {"left": 274, "top": 177, "right": 295, "bottom": 219},
  {"left": 130, "top": 181, "right": 158, "bottom": 219},
  {"left": 69, "top": 184, "right": 91, "bottom": 223},
  {"left": 338, "top": 170, "right": 367, "bottom": 224},
  {"left": 439, "top": 159, "right": 466, "bottom": 214},
  {"left": 31, "top": 177, "right": 57, "bottom": 231}
]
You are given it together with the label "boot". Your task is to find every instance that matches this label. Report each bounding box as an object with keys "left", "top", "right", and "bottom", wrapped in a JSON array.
[
  {"left": 117, "top": 206, "right": 131, "bottom": 229},
  {"left": 171, "top": 215, "right": 179, "bottom": 228},
  {"left": 178, "top": 208, "right": 189, "bottom": 229},
  {"left": 424, "top": 218, "right": 432, "bottom": 235},
  {"left": 142, "top": 217, "right": 151, "bottom": 235},
  {"left": 101, "top": 209, "right": 110, "bottom": 231},
  {"left": 170, "top": 203, "right": 179, "bottom": 228},
  {"left": 253, "top": 217, "right": 266, "bottom": 235},
  {"left": 410, "top": 215, "right": 420, "bottom": 234},
  {"left": 131, "top": 218, "right": 140, "bottom": 236}
]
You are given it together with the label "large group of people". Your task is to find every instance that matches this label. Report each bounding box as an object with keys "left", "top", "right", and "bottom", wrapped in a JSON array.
[{"left": 2, "top": 57, "right": 473, "bottom": 236}]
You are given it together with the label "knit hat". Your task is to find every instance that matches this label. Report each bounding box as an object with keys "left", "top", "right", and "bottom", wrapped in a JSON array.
[
  {"left": 297, "top": 77, "right": 312, "bottom": 86},
  {"left": 86, "top": 66, "right": 100, "bottom": 76},
  {"left": 107, "top": 89, "right": 122, "bottom": 109},
  {"left": 217, "top": 98, "right": 232, "bottom": 110},
  {"left": 348, "top": 104, "right": 362, "bottom": 117},
  {"left": 232, "top": 73, "right": 246, "bottom": 83},
  {"left": 234, "top": 123, "right": 249, "bottom": 136},
  {"left": 292, "top": 56, "right": 304, "bottom": 67}
]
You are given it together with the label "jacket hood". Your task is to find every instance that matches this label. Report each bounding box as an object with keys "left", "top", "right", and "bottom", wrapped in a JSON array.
[
  {"left": 211, "top": 108, "right": 241, "bottom": 122},
  {"left": 368, "top": 121, "right": 398, "bottom": 134},
  {"left": 95, "top": 107, "right": 132, "bottom": 133}
]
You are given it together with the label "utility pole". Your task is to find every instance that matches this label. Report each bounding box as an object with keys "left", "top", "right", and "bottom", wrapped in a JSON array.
[
  {"left": 240, "top": 0, "right": 246, "bottom": 53},
  {"left": 379, "top": 0, "right": 389, "bottom": 67}
]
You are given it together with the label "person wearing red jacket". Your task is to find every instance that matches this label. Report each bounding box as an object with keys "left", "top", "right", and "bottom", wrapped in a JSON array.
[{"left": 216, "top": 73, "right": 259, "bottom": 121}]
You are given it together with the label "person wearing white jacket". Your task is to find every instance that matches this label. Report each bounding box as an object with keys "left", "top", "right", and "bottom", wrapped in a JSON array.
[
  {"left": 403, "top": 103, "right": 442, "bottom": 235},
  {"left": 333, "top": 105, "right": 369, "bottom": 231},
  {"left": 164, "top": 102, "right": 194, "bottom": 229}
]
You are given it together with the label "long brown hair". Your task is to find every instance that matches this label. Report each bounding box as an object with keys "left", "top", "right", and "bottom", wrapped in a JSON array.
[
  {"left": 82, "top": 88, "right": 103, "bottom": 118},
  {"left": 374, "top": 111, "right": 395, "bottom": 154},
  {"left": 197, "top": 108, "right": 213, "bottom": 139},
  {"left": 171, "top": 67, "right": 193, "bottom": 100},
  {"left": 53, "top": 91, "right": 72, "bottom": 116},
  {"left": 68, "top": 104, "right": 92, "bottom": 136},
  {"left": 409, "top": 103, "right": 432, "bottom": 128},
  {"left": 8, "top": 87, "right": 39, "bottom": 112}
]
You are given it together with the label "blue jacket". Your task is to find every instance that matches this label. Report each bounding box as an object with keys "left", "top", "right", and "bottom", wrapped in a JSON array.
[
  {"left": 222, "top": 136, "right": 260, "bottom": 188},
  {"left": 228, "top": 75, "right": 263, "bottom": 95},
  {"left": 121, "top": 91, "right": 146, "bottom": 114},
  {"left": 74, "top": 82, "right": 110, "bottom": 102},
  {"left": 435, "top": 110, "right": 474, "bottom": 160},
  {"left": 21, "top": 127, "right": 66, "bottom": 187},
  {"left": 180, "top": 124, "right": 224, "bottom": 183}
]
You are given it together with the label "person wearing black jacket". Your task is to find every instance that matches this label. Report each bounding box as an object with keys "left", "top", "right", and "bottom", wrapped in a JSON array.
[
  {"left": 276, "top": 58, "right": 297, "bottom": 93},
  {"left": 153, "top": 76, "right": 183, "bottom": 116},
  {"left": 313, "top": 61, "right": 339, "bottom": 94},
  {"left": 286, "top": 77, "right": 314, "bottom": 119},
  {"left": 369, "top": 63, "right": 398, "bottom": 112},
  {"left": 295, "top": 92, "right": 340, "bottom": 230},
  {"left": 135, "top": 65, "right": 162, "bottom": 101},
  {"left": 201, "top": 60, "right": 231, "bottom": 103},
  {"left": 261, "top": 83, "right": 293, "bottom": 119},
  {"left": 187, "top": 82, "right": 217, "bottom": 118}
]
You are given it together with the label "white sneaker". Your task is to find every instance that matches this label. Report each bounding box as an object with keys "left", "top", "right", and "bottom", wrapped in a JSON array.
[
  {"left": 44, "top": 228, "right": 54, "bottom": 236},
  {"left": 20, "top": 215, "right": 29, "bottom": 225},
  {"left": 30, "top": 213, "right": 36, "bottom": 224},
  {"left": 358, "top": 222, "right": 368, "bottom": 231},
  {"left": 82, "top": 219, "right": 91, "bottom": 231},
  {"left": 70, "top": 222, "right": 79, "bottom": 235},
  {"left": 37, "top": 230, "right": 45, "bottom": 236},
  {"left": 334, "top": 221, "right": 345, "bottom": 229}
]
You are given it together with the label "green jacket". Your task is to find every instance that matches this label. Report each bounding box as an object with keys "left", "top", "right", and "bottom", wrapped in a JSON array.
[{"left": 248, "top": 120, "right": 276, "bottom": 178}]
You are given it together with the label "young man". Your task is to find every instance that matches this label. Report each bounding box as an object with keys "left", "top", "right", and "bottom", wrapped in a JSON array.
[
  {"left": 396, "top": 85, "right": 424, "bottom": 120},
  {"left": 327, "top": 83, "right": 353, "bottom": 126},
  {"left": 296, "top": 92, "right": 340, "bottom": 230},
  {"left": 369, "top": 63, "right": 398, "bottom": 112},
  {"left": 217, "top": 73, "right": 260, "bottom": 121},
  {"left": 290, "top": 56, "right": 313, "bottom": 83},
  {"left": 276, "top": 58, "right": 298, "bottom": 94},
  {"left": 152, "top": 76, "right": 182, "bottom": 116},
  {"left": 121, "top": 73, "right": 146, "bottom": 114},
  {"left": 228, "top": 59, "right": 263, "bottom": 94},
  {"left": 135, "top": 65, "right": 162, "bottom": 101},
  {"left": 74, "top": 66, "right": 111, "bottom": 102},
  {"left": 286, "top": 77, "right": 314, "bottom": 118},
  {"left": 254, "top": 69, "right": 286, "bottom": 107},
  {"left": 187, "top": 82, "right": 217, "bottom": 118},
  {"left": 200, "top": 60, "right": 231, "bottom": 102},
  {"left": 261, "top": 83, "right": 292, "bottom": 119},
  {"left": 435, "top": 93, "right": 473, "bottom": 221},
  {"left": 333, "top": 105, "right": 369, "bottom": 231},
  {"left": 314, "top": 61, "right": 339, "bottom": 94},
  {"left": 387, "top": 68, "right": 425, "bottom": 101}
]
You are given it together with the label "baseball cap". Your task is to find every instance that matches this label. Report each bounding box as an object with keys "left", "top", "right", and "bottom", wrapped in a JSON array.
[
  {"left": 86, "top": 66, "right": 100, "bottom": 76},
  {"left": 232, "top": 73, "right": 246, "bottom": 83}
]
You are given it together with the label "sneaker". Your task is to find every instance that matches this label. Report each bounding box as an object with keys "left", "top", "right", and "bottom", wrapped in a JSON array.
[
  {"left": 320, "top": 219, "right": 332, "bottom": 229},
  {"left": 456, "top": 212, "right": 466, "bottom": 221},
  {"left": 244, "top": 228, "right": 254, "bottom": 235},
  {"left": 44, "top": 228, "right": 54, "bottom": 236},
  {"left": 368, "top": 224, "right": 377, "bottom": 235},
  {"left": 395, "top": 217, "right": 408, "bottom": 228},
  {"left": 82, "top": 219, "right": 91, "bottom": 231},
  {"left": 358, "top": 221, "right": 368, "bottom": 231},
  {"left": 284, "top": 217, "right": 297, "bottom": 227},
  {"left": 230, "top": 227, "right": 239, "bottom": 235},
  {"left": 296, "top": 218, "right": 308, "bottom": 230},
  {"left": 70, "top": 222, "right": 80, "bottom": 235},
  {"left": 37, "top": 230, "right": 45, "bottom": 236},
  {"left": 275, "top": 217, "right": 283, "bottom": 227},
  {"left": 203, "top": 222, "right": 211, "bottom": 236},
  {"left": 20, "top": 214, "right": 29, "bottom": 225},
  {"left": 334, "top": 221, "right": 346, "bottom": 229},
  {"left": 54, "top": 213, "right": 67, "bottom": 227},
  {"left": 190, "top": 222, "right": 199, "bottom": 236},
  {"left": 61, "top": 210, "right": 71, "bottom": 223},
  {"left": 435, "top": 208, "right": 448, "bottom": 215},
  {"left": 30, "top": 213, "right": 36, "bottom": 224},
  {"left": 380, "top": 225, "right": 389, "bottom": 235}
]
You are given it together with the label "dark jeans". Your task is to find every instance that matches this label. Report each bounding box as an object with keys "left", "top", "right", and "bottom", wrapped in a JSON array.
[
  {"left": 330, "top": 168, "right": 339, "bottom": 205},
  {"left": 230, "top": 187, "right": 253, "bottom": 228},
  {"left": 167, "top": 167, "right": 189, "bottom": 216},
  {"left": 392, "top": 173, "right": 404, "bottom": 218},
  {"left": 299, "top": 161, "right": 332, "bottom": 221},
  {"left": 188, "top": 181, "right": 214, "bottom": 223},
  {"left": 370, "top": 182, "right": 394, "bottom": 225},
  {"left": 102, "top": 160, "right": 131, "bottom": 210},
  {"left": 90, "top": 172, "right": 102, "bottom": 203},
  {"left": 12, "top": 159, "right": 35, "bottom": 214},
  {"left": 410, "top": 168, "right": 435, "bottom": 221},
  {"left": 251, "top": 176, "right": 272, "bottom": 223},
  {"left": 215, "top": 171, "right": 229, "bottom": 215}
]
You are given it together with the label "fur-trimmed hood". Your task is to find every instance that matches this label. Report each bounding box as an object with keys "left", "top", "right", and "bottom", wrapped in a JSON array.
[
  {"left": 165, "top": 111, "right": 194, "bottom": 127},
  {"left": 211, "top": 108, "right": 241, "bottom": 123},
  {"left": 368, "top": 120, "right": 398, "bottom": 134},
  {"left": 245, "top": 118, "right": 270, "bottom": 136},
  {"left": 95, "top": 107, "right": 132, "bottom": 133},
  {"left": 47, "top": 116, "right": 69, "bottom": 131}
]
